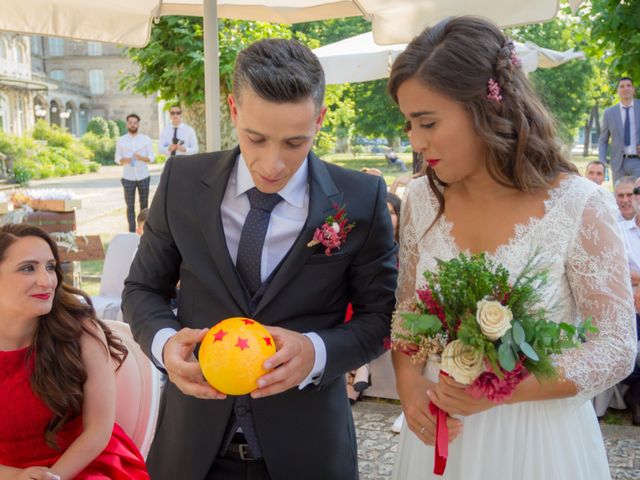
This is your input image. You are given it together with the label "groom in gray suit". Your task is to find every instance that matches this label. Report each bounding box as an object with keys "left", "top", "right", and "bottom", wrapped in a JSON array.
[
  {"left": 599, "top": 77, "right": 640, "bottom": 183},
  {"left": 122, "top": 38, "right": 397, "bottom": 480}
]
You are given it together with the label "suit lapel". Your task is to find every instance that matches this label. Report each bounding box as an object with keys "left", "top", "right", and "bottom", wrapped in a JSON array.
[
  {"left": 195, "top": 147, "right": 250, "bottom": 314},
  {"left": 254, "top": 153, "right": 343, "bottom": 317},
  {"left": 614, "top": 103, "right": 624, "bottom": 140}
]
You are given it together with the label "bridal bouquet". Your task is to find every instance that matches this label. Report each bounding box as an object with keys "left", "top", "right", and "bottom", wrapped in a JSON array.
[{"left": 392, "top": 252, "right": 595, "bottom": 474}]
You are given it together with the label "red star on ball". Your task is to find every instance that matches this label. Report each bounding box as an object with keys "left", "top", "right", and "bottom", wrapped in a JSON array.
[
  {"left": 212, "top": 329, "right": 227, "bottom": 342},
  {"left": 235, "top": 337, "right": 250, "bottom": 350},
  {"left": 242, "top": 319, "right": 255, "bottom": 325},
  {"left": 263, "top": 336, "right": 273, "bottom": 347}
]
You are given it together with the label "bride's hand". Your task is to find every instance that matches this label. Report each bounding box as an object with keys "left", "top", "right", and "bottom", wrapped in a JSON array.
[
  {"left": 428, "top": 373, "right": 495, "bottom": 416},
  {"left": 397, "top": 370, "right": 463, "bottom": 446}
]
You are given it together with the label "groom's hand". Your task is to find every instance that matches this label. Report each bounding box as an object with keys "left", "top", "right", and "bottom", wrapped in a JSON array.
[
  {"left": 164, "top": 327, "right": 227, "bottom": 400},
  {"left": 250, "top": 326, "right": 315, "bottom": 398}
]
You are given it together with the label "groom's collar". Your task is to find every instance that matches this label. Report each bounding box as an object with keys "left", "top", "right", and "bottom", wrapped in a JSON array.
[{"left": 233, "top": 153, "right": 308, "bottom": 209}]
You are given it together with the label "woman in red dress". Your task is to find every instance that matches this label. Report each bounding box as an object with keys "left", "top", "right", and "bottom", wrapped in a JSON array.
[{"left": 0, "top": 224, "right": 149, "bottom": 480}]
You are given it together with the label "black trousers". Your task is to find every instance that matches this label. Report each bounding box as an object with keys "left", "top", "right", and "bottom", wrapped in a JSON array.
[
  {"left": 121, "top": 177, "right": 150, "bottom": 232},
  {"left": 206, "top": 456, "right": 271, "bottom": 480}
]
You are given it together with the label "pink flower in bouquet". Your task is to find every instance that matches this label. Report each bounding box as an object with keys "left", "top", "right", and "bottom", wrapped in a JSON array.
[
  {"left": 416, "top": 287, "right": 446, "bottom": 322},
  {"left": 466, "top": 361, "right": 529, "bottom": 403}
]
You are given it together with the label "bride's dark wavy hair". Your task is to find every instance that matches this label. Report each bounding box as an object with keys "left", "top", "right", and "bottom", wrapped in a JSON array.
[
  {"left": 0, "top": 224, "right": 127, "bottom": 449},
  {"left": 388, "top": 16, "right": 577, "bottom": 226}
]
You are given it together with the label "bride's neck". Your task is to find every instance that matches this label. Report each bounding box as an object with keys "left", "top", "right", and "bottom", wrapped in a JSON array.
[{"left": 448, "top": 171, "right": 515, "bottom": 203}]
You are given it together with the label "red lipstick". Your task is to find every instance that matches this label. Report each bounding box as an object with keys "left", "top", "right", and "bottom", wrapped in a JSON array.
[{"left": 32, "top": 293, "right": 51, "bottom": 300}]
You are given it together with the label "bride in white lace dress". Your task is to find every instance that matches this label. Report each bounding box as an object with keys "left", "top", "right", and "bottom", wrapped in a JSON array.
[{"left": 388, "top": 17, "right": 637, "bottom": 480}]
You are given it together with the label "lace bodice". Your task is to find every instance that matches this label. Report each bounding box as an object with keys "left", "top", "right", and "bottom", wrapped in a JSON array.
[{"left": 395, "top": 175, "right": 637, "bottom": 403}]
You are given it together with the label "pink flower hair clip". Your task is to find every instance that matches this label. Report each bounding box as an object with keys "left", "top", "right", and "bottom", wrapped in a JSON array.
[{"left": 487, "top": 78, "right": 502, "bottom": 103}]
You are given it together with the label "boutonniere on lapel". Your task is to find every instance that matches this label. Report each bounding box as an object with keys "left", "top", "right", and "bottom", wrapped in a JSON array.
[{"left": 307, "top": 204, "right": 355, "bottom": 256}]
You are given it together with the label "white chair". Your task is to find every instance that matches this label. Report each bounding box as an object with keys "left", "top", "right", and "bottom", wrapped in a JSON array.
[
  {"left": 91, "top": 233, "right": 140, "bottom": 320},
  {"left": 105, "top": 319, "right": 162, "bottom": 459}
]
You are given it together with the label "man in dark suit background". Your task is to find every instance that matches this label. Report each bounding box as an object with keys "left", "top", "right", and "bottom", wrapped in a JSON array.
[
  {"left": 122, "top": 38, "right": 397, "bottom": 480},
  {"left": 599, "top": 77, "right": 640, "bottom": 184}
]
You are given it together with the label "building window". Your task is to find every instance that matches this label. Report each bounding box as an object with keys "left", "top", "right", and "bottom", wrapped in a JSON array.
[
  {"left": 14, "top": 44, "right": 25, "bottom": 64},
  {"left": 31, "top": 36, "right": 41, "bottom": 55},
  {"left": 89, "top": 69, "right": 105, "bottom": 95},
  {"left": 48, "top": 37, "right": 64, "bottom": 56},
  {"left": 87, "top": 42, "right": 103, "bottom": 56},
  {"left": 0, "top": 40, "right": 6, "bottom": 60},
  {"left": 50, "top": 69, "right": 65, "bottom": 81},
  {"left": 0, "top": 95, "right": 8, "bottom": 132}
]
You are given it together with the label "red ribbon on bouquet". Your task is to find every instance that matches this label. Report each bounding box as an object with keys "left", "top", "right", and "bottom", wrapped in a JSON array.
[
  {"left": 428, "top": 400, "right": 449, "bottom": 475},
  {"left": 428, "top": 370, "right": 450, "bottom": 475}
]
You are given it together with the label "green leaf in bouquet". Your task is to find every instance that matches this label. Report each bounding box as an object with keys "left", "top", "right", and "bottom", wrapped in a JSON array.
[
  {"left": 501, "top": 328, "right": 514, "bottom": 346},
  {"left": 401, "top": 312, "right": 443, "bottom": 335},
  {"left": 498, "top": 342, "right": 517, "bottom": 371},
  {"left": 512, "top": 321, "right": 525, "bottom": 345},
  {"left": 519, "top": 341, "right": 539, "bottom": 361},
  {"left": 559, "top": 322, "right": 577, "bottom": 336}
]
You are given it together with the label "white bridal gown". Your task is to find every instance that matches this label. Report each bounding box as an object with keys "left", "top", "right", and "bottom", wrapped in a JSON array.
[{"left": 392, "top": 176, "right": 637, "bottom": 480}]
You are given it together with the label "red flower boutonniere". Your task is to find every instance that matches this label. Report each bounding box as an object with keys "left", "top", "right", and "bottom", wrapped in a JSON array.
[{"left": 307, "top": 204, "right": 355, "bottom": 256}]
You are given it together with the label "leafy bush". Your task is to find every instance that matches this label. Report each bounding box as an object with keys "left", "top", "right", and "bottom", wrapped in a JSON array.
[
  {"left": 115, "top": 119, "right": 127, "bottom": 136},
  {"left": 86, "top": 117, "right": 110, "bottom": 137},
  {"left": 12, "top": 164, "right": 33, "bottom": 186},
  {"left": 32, "top": 120, "right": 73, "bottom": 149},
  {"left": 107, "top": 120, "right": 120, "bottom": 139},
  {"left": 81, "top": 132, "right": 116, "bottom": 165}
]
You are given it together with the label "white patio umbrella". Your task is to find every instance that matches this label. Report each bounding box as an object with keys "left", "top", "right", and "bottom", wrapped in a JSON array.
[
  {"left": 0, "top": 0, "right": 585, "bottom": 149},
  {"left": 313, "top": 32, "right": 586, "bottom": 84}
]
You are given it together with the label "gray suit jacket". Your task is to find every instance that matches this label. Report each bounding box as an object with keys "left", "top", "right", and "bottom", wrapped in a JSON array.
[
  {"left": 598, "top": 99, "right": 640, "bottom": 170},
  {"left": 122, "top": 147, "right": 397, "bottom": 480}
]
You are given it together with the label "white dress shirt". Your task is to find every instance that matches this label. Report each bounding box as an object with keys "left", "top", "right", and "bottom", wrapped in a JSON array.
[
  {"left": 620, "top": 103, "right": 637, "bottom": 155},
  {"left": 620, "top": 218, "right": 640, "bottom": 274},
  {"left": 115, "top": 133, "right": 155, "bottom": 180},
  {"left": 158, "top": 123, "right": 199, "bottom": 156},
  {"left": 152, "top": 153, "right": 327, "bottom": 389}
]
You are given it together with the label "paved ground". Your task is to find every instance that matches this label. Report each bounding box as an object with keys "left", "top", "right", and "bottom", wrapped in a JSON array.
[
  {"left": 353, "top": 400, "right": 640, "bottom": 480},
  {"left": 11, "top": 166, "right": 640, "bottom": 479}
]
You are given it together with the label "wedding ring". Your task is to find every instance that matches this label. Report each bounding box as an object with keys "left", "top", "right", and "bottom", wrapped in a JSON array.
[{"left": 420, "top": 426, "right": 425, "bottom": 435}]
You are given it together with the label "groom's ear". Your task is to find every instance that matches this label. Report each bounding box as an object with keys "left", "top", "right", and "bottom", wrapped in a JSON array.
[
  {"left": 228, "top": 94, "right": 239, "bottom": 125},
  {"left": 314, "top": 105, "right": 327, "bottom": 134}
]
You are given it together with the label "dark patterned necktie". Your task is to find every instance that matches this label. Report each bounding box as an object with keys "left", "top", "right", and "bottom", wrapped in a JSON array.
[
  {"left": 236, "top": 187, "right": 282, "bottom": 297},
  {"left": 624, "top": 106, "right": 631, "bottom": 147}
]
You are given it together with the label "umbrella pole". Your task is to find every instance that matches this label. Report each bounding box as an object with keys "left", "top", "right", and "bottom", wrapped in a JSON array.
[{"left": 203, "top": 0, "right": 221, "bottom": 151}]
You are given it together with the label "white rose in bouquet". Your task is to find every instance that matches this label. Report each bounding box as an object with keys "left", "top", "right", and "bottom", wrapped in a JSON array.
[
  {"left": 476, "top": 299, "right": 513, "bottom": 340},
  {"left": 440, "top": 340, "right": 484, "bottom": 385}
]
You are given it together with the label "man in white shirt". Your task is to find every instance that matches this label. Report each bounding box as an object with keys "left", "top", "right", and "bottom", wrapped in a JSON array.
[
  {"left": 617, "top": 178, "right": 640, "bottom": 425},
  {"left": 158, "top": 105, "right": 198, "bottom": 157},
  {"left": 599, "top": 77, "right": 640, "bottom": 184},
  {"left": 114, "top": 113, "right": 155, "bottom": 232},
  {"left": 122, "top": 39, "right": 396, "bottom": 480},
  {"left": 615, "top": 176, "right": 636, "bottom": 222}
]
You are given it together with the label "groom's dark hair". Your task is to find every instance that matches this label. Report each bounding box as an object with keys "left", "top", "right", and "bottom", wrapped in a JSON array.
[{"left": 233, "top": 38, "right": 325, "bottom": 112}]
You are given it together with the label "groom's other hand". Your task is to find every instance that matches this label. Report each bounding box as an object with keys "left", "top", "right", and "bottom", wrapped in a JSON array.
[
  {"left": 164, "top": 327, "right": 227, "bottom": 400},
  {"left": 251, "top": 326, "right": 315, "bottom": 398}
]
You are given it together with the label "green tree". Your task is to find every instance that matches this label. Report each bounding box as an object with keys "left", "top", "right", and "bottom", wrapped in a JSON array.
[
  {"left": 122, "top": 17, "right": 295, "bottom": 149},
  {"left": 582, "top": 0, "right": 640, "bottom": 82},
  {"left": 508, "top": 11, "right": 606, "bottom": 145}
]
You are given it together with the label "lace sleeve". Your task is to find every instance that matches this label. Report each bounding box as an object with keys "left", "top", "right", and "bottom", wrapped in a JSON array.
[
  {"left": 396, "top": 184, "right": 420, "bottom": 309},
  {"left": 560, "top": 189, "right": 637, "bottom": 403}
]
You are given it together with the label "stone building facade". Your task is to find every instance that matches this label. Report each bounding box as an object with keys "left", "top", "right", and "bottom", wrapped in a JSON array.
[{"left": 0, "top": 32, "right": 160, "bottom": 139}]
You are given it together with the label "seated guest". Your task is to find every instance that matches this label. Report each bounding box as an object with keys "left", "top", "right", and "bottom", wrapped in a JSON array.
[
  {"left": 618, "top": 188, "right": 640, "bottom": 425},
  {"left": 0, "top": 224, "right": 149, "bottom": 479},
  {"left": 615, "top": 176, "right": 636, "bottom": 221},
  {"left": 585, "top": 160, "right": 607, "bottom": 186}
]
